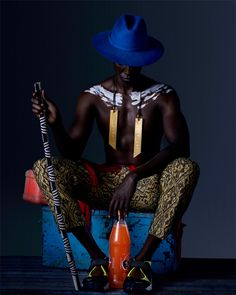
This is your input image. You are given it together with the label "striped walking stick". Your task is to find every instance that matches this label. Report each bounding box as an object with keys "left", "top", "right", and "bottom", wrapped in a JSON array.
[{"left": 34, "top": 82, "right": 81, "bottom": 291}]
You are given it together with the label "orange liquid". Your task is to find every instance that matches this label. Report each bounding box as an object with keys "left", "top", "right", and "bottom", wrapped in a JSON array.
[{"left": 109, "top": 221, "right": 130, "bottom": 289}]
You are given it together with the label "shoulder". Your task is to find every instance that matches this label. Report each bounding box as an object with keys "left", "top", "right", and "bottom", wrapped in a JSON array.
[
  {"left": 78, "top": 80, "right": 109, "bottom": 103},
  {"left": 155, "top": 84, "right": 180, "bottom": 113},
  {"left": 144, "top": 81, "right": 179, "bottom": 112},
  {"left": 82, "top": 78, "right": 119, "bottom": 108},
  {"left": 84, "top": 77, "right": 114, "bottom": 96},
  {"left": 140, "top": 80, "right": 177, "bottom": 108},
  {"left": 83, "top": 79, "right": 114, "bottom": 101},
  {"left": 74, "top": 88, "right": 99, "bottom": 112},
  {"left": 140, "top": 76, "right": 174, "bottom": 99},
  {"left": 139, "top": 75, "right": 173, "bottom": 93},
  {"left": 148, "top": 82, "right": 175, "bottom": 96},
  {"left": 83, "top": 84, "right": 102, "bottom": 97}
]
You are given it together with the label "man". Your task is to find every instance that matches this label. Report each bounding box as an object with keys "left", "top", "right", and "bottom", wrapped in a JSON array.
[{"left": 32, "top": 14, "right": 199, "bottom": 293}]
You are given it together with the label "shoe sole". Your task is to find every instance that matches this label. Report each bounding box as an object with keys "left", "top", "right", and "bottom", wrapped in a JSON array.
[{"left": 124, "top": 281, "right": 152, "bottom": 293}]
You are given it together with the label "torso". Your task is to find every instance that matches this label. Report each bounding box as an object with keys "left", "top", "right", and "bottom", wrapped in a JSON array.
[{"left": 85, "top": 76, "right": 174, "bottom": 165}]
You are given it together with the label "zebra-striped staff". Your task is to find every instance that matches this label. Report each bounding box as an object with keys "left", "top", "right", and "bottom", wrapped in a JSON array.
[{"left": 34, "top": 82, "right": 80, "bottom": 291}]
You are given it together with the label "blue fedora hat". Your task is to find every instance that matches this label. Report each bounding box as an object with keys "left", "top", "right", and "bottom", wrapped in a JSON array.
[{"left": 92, "top": 14, "right": 164, "bottom": 67}]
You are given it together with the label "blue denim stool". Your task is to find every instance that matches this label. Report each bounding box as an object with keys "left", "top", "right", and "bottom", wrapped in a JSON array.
[{"left": 42, "top": 206, "right": 182, "bottom": 274}]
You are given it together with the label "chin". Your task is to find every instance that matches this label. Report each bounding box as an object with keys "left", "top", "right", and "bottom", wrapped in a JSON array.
[
  {"left": 120, "top": 76, "right": 133, "bottom": 83},
  {"left": 122, "top": 79, "right": 132, "bottom": 83}
]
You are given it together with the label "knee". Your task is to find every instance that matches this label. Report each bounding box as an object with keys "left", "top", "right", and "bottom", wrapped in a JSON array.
[
  {"left": 174, "top": 157, "right": 199, "bottom": 172},
  {"left": 33, "top": 158, "right": 47, "bottom": 177},
  {"left": 32, "top": 158, "right": 47, "bottom": 184},
  {"left": 166, "top": 157, "right": 200, "bottom": 182}
]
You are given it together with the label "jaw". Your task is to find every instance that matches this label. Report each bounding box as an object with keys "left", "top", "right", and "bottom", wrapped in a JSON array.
[
  {"left": 116, "top": 73, "right": 143, "bottom": 89},
  {"left": 113, "top": 63, "right": 142, "bottom": 89}
]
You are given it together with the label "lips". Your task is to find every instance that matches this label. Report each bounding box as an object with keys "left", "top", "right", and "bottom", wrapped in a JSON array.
[{"left": 120, "top": 73, "right": 131, "bottom": 81}]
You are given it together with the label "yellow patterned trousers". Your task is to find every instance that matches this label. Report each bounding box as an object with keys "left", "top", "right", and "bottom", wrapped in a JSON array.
[{"left": 33, "top": 157, "right": 200, "bottom": 240}]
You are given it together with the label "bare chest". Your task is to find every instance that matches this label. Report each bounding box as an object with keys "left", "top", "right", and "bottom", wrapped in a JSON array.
[
  {"left": 96, "top": 93, "right": 162, "bottom": 149},
  {"left": 85, "top": 83, "right": 172, "bottom": 151}
]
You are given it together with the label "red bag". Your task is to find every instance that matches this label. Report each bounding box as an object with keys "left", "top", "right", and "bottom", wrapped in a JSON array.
[{"left": 23, "top": 170, "right": 48, "bottom": 205}]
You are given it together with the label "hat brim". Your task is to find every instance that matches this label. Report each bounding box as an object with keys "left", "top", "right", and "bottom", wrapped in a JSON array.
[{"left": 92, "top": 31, "right": 164, "bottom": 67}]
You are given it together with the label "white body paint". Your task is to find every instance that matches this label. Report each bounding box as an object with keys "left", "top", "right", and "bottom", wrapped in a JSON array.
[{"left": 85, "top": 83, "right": 173, "bottom": 109}]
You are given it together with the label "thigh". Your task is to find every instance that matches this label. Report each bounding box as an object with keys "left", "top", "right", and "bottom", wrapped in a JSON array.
[
  {"left": 91, "top": 166, "right": 130, "bottom": 209},
  {"left": 130, "top": 174, "right": 161, "bottom": 212},
  {"left": 156, "top": 157, "right": 200, "bottom": 219},
  {"left": 93, "top": 167, "right": 161, "bottom": 212},
  {"left": 149, "top": 157, "right": 200, "bottom": 238},
  {"left": 160, "top": 157, "right": 200, "bottom": 196},
  {"left": 75, "top": 164, "right": 175, "bottom": 212},
  {"left": 33, "top": 157, "right": 92, "bottom": 201}
]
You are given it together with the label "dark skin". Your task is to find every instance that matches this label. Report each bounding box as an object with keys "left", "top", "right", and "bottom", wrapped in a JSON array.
[{"left": 32, "top": 63, "right": 190, "bottom": 263}]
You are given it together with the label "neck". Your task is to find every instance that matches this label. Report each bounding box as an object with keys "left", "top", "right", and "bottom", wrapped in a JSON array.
[{"left": 113, "top": 74, "right": 142, "bottom": 94}]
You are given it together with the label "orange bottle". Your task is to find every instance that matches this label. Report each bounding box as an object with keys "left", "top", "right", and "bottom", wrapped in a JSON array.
[{"left": 108, "top": 215, "right": 131, "bottom": 289}]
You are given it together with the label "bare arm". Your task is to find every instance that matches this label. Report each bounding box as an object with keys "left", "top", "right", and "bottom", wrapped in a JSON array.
[
  {"left": 109, "top": 91, "right": 190, "bottom": 218},
  {"left": 132, "top": 91, "right": 190, "bottom": 179},
  {"left": 32, "top": 91, "right": 95, "bottom": 160}
]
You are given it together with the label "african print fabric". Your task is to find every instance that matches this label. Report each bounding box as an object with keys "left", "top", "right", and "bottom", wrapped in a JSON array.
[{"left": 33, "top": 157, "right": 199, "bottom": 240}]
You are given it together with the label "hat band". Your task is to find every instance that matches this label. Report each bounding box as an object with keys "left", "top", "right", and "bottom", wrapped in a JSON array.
[{"left": 108, "top": 33, "right": 148, "bottom": 52}]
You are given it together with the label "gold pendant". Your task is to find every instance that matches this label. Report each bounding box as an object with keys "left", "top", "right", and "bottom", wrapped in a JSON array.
[
  {"left": 109, "top": 108, "right": 118, "bottom": 149},
  {"left": 133, "top": 116, "right": 143, "bottom": 157}
]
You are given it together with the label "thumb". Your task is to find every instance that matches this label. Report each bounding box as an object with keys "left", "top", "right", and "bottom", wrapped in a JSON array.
[
  {"left": 42, "top": 89, "right": 46, "bottom": 99},
  {"left": 41, "top": 89, "right": 50, "bottom": 102}
]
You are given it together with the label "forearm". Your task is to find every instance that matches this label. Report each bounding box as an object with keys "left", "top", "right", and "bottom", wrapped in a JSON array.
[
  {"left": 50, "top": 119, "right": 84, "bottom": 160},
  {"left": 131, "top": 142, "right": 190, "bottom": 180}
]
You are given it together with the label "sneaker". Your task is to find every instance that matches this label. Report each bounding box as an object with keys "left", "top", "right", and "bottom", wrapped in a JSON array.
[
  {"left": 123, "top": 260, "right": 152, "bottom": 293},
  {"left": 82, "top": 258, "right": 109, "bottom": 292}
]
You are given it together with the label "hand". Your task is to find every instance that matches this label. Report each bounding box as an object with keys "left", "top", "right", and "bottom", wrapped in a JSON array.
[
  {"left": 109, "top": 172, "right": 138, "bottom": 219},
  {"left": 31, "top": 90, "right": 60, "bottom": 125}
]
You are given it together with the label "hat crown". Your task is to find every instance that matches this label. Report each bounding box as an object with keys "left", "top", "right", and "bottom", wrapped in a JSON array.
[{"left": 109, "top": 15, "right": 148, "bottom": 51}]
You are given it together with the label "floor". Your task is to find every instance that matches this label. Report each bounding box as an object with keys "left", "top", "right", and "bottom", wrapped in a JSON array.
[{"left": 1, "top": 256, "right": 236, "bottom": 294}]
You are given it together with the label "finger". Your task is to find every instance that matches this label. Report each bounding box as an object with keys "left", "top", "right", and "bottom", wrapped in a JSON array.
[
  {"left": 32, "top": 94, "right": 46, "bottom": 109},
  {"left": 113, "top": 201, "right": 120, "bottom": 220},
  {"left": 109, "top": 197, "right": 118, "bottom": 219},
  {"left": 118, "top": 200, "right": 125, "bottom": 219},
  {"left": 124, "top": 202, "right": 129, "bottom": 218},
  {"left": 124, "top": 197, "right": 130, "bottom": 213},
  {"left": 41, "top": 89, "right": 46, "bottom": 99},
  {"left": 32, "top": 108, "right": 41, "bottom": 114},
  {"left": 32, "top": 100, "right": 44, "bottom": 111},
  {"left": 31, "top": 97, "right": 40, "bottom": 104},
  {"left": 109, "top": 199, "right": 115, "bottom": 218},
  {"left": 119, "top": 209, "right": 125, "bottom": 220},
  {"left": 32, "top": 92, "right": 43, "bottom": 106},
  {"left": 32, "top": 106, "right": 44, "bottom": 116},
  {"left": 32, "top": 102, "right": 43, "bottom": 110},
  {"left": 32, "top": 109, "right": 44, "bottom": 118},
  {"left": 42, "top": 89, "right": 49, "bottom": 103},
  {"left": 32, "top": 108, "right": 42, "bottom": 118},
  {"left": 32, "top": 90, "right": 42, "bottom": 100}
]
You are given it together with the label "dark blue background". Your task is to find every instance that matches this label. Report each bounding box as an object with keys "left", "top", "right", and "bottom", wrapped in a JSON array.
[{"left": 1, "top": 1, "right": 235, "bottom": 258}]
